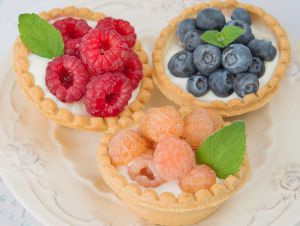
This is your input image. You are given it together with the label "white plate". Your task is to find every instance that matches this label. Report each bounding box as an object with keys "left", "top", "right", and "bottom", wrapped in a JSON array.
[{"left": 1, "top": 0, "right": 300, "bottom": 226}]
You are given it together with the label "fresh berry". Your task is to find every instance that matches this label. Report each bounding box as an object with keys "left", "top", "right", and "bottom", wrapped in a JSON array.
[
  {"left": 226, "top": 20, "right": 254, "bottom": 44},
  {"left": 79, "top": 29, "right": 129, "bottom": 74},
  {"left": 248, "top": 57, "right": 265, "bottom": 77},
  {"left": 186, "top": 74, "right": 209, "bottom": 97},
  {"left": 176, "top": 19, "right": 197, "bottom": 42},
  {"left": 209, "top": 69, "right": 234, "bottom": 97},
  {"left": 231, "top": 8, "right": 252, "bottom": 25},
  {"left": 233, "top": 73, "right": 259, "bottom": 98},
  {"left": 222, "top": 44, "right": 252, "bottom": 74},
  {"left": 84, "top": 72, "right": 132, "bottom": 117},
  {"left": 193, "top": 44, "right": 222, "bottom": 76},
  {"left": 179, "top": 165, "right": 216, "bottom": 193},
  {"left": 108, "top": 129, "right": 147, "bottom": 166},
  {"left": 53, "top": 18, "right": 91, "bottom": 56},
  {"left": 153, "top": 137, "right": 195, "bottom": 181},
  {"left": 247, "top": 39, "right": 277, "bottom": 61},
  {"left": 128, "top": 154, "right": 164, "bottom": 188},
  {"left": 141, "top": 106, "right": 184, "bottom": 143},
  {"left": 196, "top": 8, "right": 226, "bottom": 31},
  {"left": 96, "top": 17, "right": 136, "bottom": 48},
  {"left": 122, "top": 50, "right": 143, "bottom": 89},
  {"left": 46, "top": 55, "right": 88, "bottom": 103},
  {"left": 168, "top": 50, "right": 197, "bottom": 78},
  {"left": 183, "top": 30, "right": 204, "bottom": 51},
  {"left": 182, "top": 108, "right": 214, "bottom": 149}
]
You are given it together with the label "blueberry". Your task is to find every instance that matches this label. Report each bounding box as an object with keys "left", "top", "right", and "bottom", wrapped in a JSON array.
[
  {"left": 248, "top": 57, "right": 265, "bottom": 77},
  {"left": 209, "top": 69, "right": 234, "bottom": 97},
  {"left": 222, "top": 44, "right": 252, "bottom": 74},
  {"left": 233, "top": 73, "right": 259, "bottom": 98},
  {"left": 168, "top": 50, "right": 197, "bottom": 77},
  {"left": 226, "top": 20, "right": 254, "bottom": 44},
  {"left": 196, "top": 8, "right": 226, "bottom": 31},
  {"left": 193, "top": 44, "right": 222, "bottom": 76},
  {"left": 176, "top": 19, "right": 197, "bottom": 42},
  {"left": 247, "top": 39, "right": 277, "bottom": 61},
  {"left": 186, "top": 74, "right": 209, "bottom": 97},
  {"left": 231, "top": 8, "right": 252, "bottom": 25},
  {"left": 183, "top": 30, "right": 204, "bottom": 51}
]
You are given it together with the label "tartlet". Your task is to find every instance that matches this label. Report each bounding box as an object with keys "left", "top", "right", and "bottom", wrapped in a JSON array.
[
  {"left": 97, "top": 109, "right": 250, "bottom": 226},
  {"left": 152, "top": 0, "right": 290, "bottom": 117},
  {"left": 13, "top": 7, "right": 153, "bottom": 131}
]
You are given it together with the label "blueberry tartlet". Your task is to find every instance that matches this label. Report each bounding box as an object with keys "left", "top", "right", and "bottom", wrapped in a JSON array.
[
  {"left": 97, "top": 106, "right": 250, "bottom": 225},
  {"left": 153, "top": 0, "right": 290, "bottom": 117},
  {"left": 13, "top": 7, "right": 153, "bottom": 131}
]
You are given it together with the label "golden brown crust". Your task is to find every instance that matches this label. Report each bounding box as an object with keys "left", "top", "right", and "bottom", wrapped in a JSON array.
[
  {"left": 152, "top": 0, "right": 291, "bottom": 117},
  {"left": 13, "top": 7, "right": 153, "bottom": 131},
  {"left": 97, "top": 110, "right": 250, "bottom": 225}
]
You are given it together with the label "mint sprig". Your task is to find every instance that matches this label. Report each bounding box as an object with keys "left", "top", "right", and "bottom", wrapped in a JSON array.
[
  {"left": 200, "top": 26, "right": 245, "bottom": 48},
  {"left": 195, "top": 121, "right": 246, "bottom": 179},
  {"left": 18, "top": 13, "right": 64, "bottom": 59}
]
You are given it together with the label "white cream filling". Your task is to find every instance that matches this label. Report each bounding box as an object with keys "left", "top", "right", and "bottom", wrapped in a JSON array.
[
  {"left": 28, "top": 20, "right": 140, "bottom": 116},
  {"left": 117, "top": 163, "right": 223, "bottom": 195},
  {"left": 164, "top": 16, "right": 280, "bottom": 102}
]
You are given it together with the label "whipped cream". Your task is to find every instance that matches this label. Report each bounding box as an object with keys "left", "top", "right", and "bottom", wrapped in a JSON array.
[
  {"left": 164, "top": 16, "right": 280, "bottom": 102},
  {"left": 118, "top": 164, "right": 223, "bottom": 196},
  {"left": 28, "top": 19, "right": 140, "bottom": 116}
]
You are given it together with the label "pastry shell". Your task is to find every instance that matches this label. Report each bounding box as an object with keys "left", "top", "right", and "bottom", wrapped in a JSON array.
[
  {"left": 13, "top": 7, "right": 153, "bottom": 131},
  {"left": 152, "top": 0, "right": 291, "bottom": 117},
  {"left": 97, "top": 110, "right": 250, "bottom": 226}
]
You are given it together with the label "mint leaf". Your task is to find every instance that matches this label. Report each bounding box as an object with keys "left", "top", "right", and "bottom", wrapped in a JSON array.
[
  {"left": 195, "top": 121, "right": 246, "bottom": 179},
  {"left": 18, "top": 13, "right": 64, "bottom": 59},
  {"left": 200, "top": 30, "right": 224, "bottom": 48},
  {"left": 221, "top": 25, "right": 245, "bottom": 46},
  {"left": 200, "top": 26, "right": 245, "bottom": 48}
]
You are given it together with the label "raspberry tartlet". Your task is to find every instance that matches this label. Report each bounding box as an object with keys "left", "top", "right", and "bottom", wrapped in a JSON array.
[
  {"left": 13, "top": 7, "right": 153, "bottom": 131},
  {"left": 153, "top": 0, "right": 290, "bottom": 117},
  {"left": 97, "top": 106, "right": 250, "bottom": 225}
]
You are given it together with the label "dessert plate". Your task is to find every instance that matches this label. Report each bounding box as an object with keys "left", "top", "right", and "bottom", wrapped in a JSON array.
[{"left": 1, "top": 0, "right": 300, "bottom": 226}]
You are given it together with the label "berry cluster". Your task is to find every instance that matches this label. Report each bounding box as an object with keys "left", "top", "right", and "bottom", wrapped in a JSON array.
[
  {"left": 108, "top": 106, "right": 222, "bottom": 193},
  {"left": 46, "top": 17, "right": 142, "bottom": 117},
  {"left": 169, "top": 8, "right": 277, "bottom": 98}
]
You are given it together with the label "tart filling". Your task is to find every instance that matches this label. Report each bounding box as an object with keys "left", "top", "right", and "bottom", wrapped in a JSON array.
[
  {"left": 98, "top": 106, "right": 250, "bottom": 225},
  {"left": 165, "top": 18, "right": 280, "bottom": 102},
  {"left": 153, "top": 1, "right": 290, "bottom": 117},
  {"left": 28, "top": 53, "right": 140, "bottom": 115},
  {"left": 13, "top": 7, "right": 153, "bottom": 131}
]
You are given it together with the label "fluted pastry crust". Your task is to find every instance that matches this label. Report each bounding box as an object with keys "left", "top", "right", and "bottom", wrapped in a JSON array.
[
  {"left": 13, "top": 6, "right": 153, "bottom": 131},
  {"left": 152, "top": 0, "right": 290, "bottom": 117},
  {"left": 97, "top": 110, "right": 250, "bottom": 226}
]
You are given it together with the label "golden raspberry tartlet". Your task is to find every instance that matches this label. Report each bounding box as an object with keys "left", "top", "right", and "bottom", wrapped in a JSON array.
[
  {"left": 13, "top": 7, "right": 153, "bottom": 131},
  {"left": 153, "top": 0, "right": 290, "bottom": 117},
  {"left": 97, "top": 106, "right": 250, "bottom": 225}
]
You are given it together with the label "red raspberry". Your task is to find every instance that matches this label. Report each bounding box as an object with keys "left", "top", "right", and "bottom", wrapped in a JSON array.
[
  {"left": 96, "top": 17, "right": 136, "bottom": 48},
  {"left": 53, "top": 18, "right": 91, "bottom": 57},
  {"left": 79, "top": 29, "right": 129, "bottom": 75},
  {"left": 84, "top": 72, "right": 132, "bottom": 117},
  {"left": 46, "top": 55, "right": 88, "bottom": 103},
  {"left": 122, "top": 50, "right": 143, "bottom": 89}
]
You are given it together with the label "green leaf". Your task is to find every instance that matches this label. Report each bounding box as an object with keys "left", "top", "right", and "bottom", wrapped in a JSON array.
[
  {"left": 200, "top": 25, "right": 245, "bottom": 48},
  {"left": 195, "top": 121, "right": 246, "bottom": 179},
  {"left": 221, "top": 25, "right": 246, "bottom": 46},
  {"left": 200, "top": 30, "right": 225, "bottom": 48},
  {"left": 18, "top": 13, "right": 64, "bottom": 59}
]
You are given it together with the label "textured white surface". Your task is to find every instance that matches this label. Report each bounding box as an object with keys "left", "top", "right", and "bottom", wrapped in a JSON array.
[{"left": 0, "top": 1, "right": 300, "bottom": 226}]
